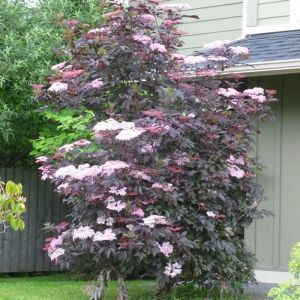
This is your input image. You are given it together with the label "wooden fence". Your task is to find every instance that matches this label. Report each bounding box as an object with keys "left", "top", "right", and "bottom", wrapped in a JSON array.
[{"left": 0, "top": 168, "right": 67, "bottom": 273}]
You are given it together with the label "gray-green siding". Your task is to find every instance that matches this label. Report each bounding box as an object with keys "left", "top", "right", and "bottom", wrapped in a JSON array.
[
  {"left": 246, "top": 74, "right": 300, "bottom": 271},
  {"left": 161, "top": 0, "right": 243, "bottom": 52},
  {"left": 247, "top": 0, "right": 290, "bottom": 27}
]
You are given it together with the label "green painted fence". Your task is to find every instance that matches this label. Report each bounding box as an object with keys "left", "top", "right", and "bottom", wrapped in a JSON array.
[{"left": 0, "top": 168, "right": 67, "bottom": 273}]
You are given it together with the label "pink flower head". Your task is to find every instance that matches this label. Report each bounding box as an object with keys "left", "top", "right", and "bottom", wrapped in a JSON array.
[
  {"left": 130, "top": 170, "right": 152, "bottom": 181},
  {"left": 218, "top": 88, "right": 241, "bottom": 98},
  {"left": 164, "top": 262, "right": 182, "bottom": 278},
  {"left": 48, "top": 82, "right": 68, "bottom": 93},
  {"left": 139, "top": 14, "right": 156, "bottom": 24},
  {"left": 184, "top": 56, "right": 207, "bottom": 64},
  {"left": 99, "top": 160, "right": 129, "bottom": 176},
  {"left": 115, "top": 128, "right": 145, "bottom": 141},
  {"left": 144, "top": 124, "right": 170, "bottom": 134},
  {"left": 91, "top": 79, "right": 104, "bottom": 89},
  {"left": 93, "top": 118, "right": 135, "bottom": 132},
  {"left": 243, "top": 87, "right": 264, "bottom": 96},
  {"left": 93, "top": 229, "right": 117, "bottom": 242},
  {"left": 227, "top": 155, "right": 245, "bottom": 166},
  {"left": 61, "top": 70, "right": 84, "bottom": 79},
  {"left": 131, "top": 208, "right": 145, "bottom": 218},
  {"left": 36, "top": 156, "right": 48, "bottom": 164},
  {"left": 157, "top": 242, "right": 173, "bottom": 257},
  {"left": 51, "top": 61, "right": 67, "bottom": 71},
  {"left": 49, "top": 248, "right": 65, "bottom": 262},
  {"left": 142, "top": 215, "right": 168, "bottom": 228},
  {"left": 48, "top": 235, "right": 64, "bottom": 256},
  {"left": 73, "top": 139, "right": 91, "bottom": 147},
  {"left": 229, "top": 46, "right": 249, "bottom": 57},
  {"left": 72, "top": 226, "right": 95, "bottom": 241},
  {"left": 106, "top": 197, "right": 126, "bottom": 212},
  {"left": 109, "top": 186, "right": 127, "bottom": 196},
  {"left": 152, "top": 182, "right": 174, "bottom": 192},
  {"left": 133, "top": 34, "right": 152, "bottom": 45},
  {"left": 228, "top": 165, "right": 245, "bottom": 179},
  {"left": 207, "top": 55, "right": 228, "bottom": 62},
  {"left": 163, "top": 19, "right": 183, "bottom": 27},
  {"left": 63, "top": 19, "right": 80, "bottom": 27},
  {"left": 149, "top": 43, "right": 167, "bottom": 53}
]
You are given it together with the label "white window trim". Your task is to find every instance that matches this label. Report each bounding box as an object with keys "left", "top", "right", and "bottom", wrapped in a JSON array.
[
  {"left": 290, "top": 0, "right": 300, "bottom": 24},
  {"left": 242, "top": 0, "right": 300, "bottom": 37}
]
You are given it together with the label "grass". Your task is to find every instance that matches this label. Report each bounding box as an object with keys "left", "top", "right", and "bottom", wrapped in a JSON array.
[{"left": 0, "top": 274, "right": 260, "bottom": 300}]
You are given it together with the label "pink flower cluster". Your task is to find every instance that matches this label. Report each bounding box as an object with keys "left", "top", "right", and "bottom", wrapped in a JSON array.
[
  {"left": 227, "top": 155, "right": 245, "bottom": 179},
  {"left": 93, "top": 229, "right": 117, "bottom": 242},
  {"left": 142, "top": 215, "right": 168, "bottom": 228},
  {"left": 229, "top": 46, "right": 249, "bottom": 57},
  {"left": 131, "top": 208, "right": 145, "bottom": 217},
  {"left": 152, "top": 182, "right": 174, "bottom": 192},
  {"left": 157, "top": 242, "right": 174, "bottom": 257},
  {"left": 51, "top": 61, "right": 67, "bottom": 71},
  {"left": 72, "top": 226, "right": 95, "bottom": 241},
  {"left": 93, "top": 118, "right": 135, "bottom": 132},
  {"left": 139, "top": 14, "right": 155, "bottom": 24},
  {"left": 164, "top": 262, "right": 182, "bottom": 278},
  {"left": 133, "top": 34, "right": 152, "bottom": 45},
  {"left": 218, "top": 88, "right": 241, "bottom": 98},
  {"left": 49, "top": 248, "right": 65, "bottom": 262},
  {"left": 130, "top": 170, "right": 152, "bottom": 181},
  {"left": 109, "top": 186, "right": 127, "bottom": 196},
  {"left": 115, "top": 127, "right": 145, "bottom": 141},
  {"left": 243, "top": 87, "right": 266, "bottom": 103},
  {"left": 48, "top": 82, "right": 68, "bottom": 93},
  {"left": 227, "top": 155, "right": 245, "bottom": 166},
  {"left": 228, "top": 166, "right": 245, "bottom": 179},
  {"left": 97, "top": 216, "right": 114, "bottom": 226},
  {"left": 106, "top": 196, "right": 126, "bottom": 212},
  {"left": 184, "top": 55, "right": 207, "bottom": 65},
  {"left": 58, "top": 139, "right": 91, "bottom": 153},
  {"left": 149, "top": 43, "right": 167, "bottom": 53}
]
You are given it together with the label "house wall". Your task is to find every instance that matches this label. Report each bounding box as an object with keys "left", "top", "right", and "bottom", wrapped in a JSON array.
[
  {"left": 161, "top": 0, "right": 243, "bottom": 53},
  {"left": 245, "top": 74, "right": 300, "bottom": 272},
  {"left": 0, "top": 168, "right": 66, "bottom": 273},
  {"left": 247, "top": 0, "right": 290, "bottom": 27}
]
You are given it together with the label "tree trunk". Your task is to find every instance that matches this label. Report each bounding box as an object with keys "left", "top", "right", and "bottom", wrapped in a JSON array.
[{"left": 117, "top": 275, "right": 128, "bottom": 300}]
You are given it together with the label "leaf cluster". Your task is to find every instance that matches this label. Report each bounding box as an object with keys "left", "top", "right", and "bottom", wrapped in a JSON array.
[{"left": 0, "top": 180, "right": 26, "bottom": 232}]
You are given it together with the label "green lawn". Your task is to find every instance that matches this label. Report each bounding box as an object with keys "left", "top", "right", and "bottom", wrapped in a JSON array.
[{"left": 0, "top": 274, "right": 261, "bottom": 300}]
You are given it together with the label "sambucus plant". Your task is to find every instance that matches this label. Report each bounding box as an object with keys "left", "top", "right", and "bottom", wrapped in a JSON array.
[{"left": 35, "top": 0, "right": 275, "bottom": 298}]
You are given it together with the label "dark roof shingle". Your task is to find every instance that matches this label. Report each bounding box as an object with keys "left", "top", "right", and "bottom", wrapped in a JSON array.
[{"left": 233, "top": 30, "right": 300, "bottom": 63}]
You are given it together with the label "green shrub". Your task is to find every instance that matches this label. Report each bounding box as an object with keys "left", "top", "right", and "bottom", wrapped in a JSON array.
[
  {"left": 0, "top": 0, "right": 101, "bottom": 166},
  {"left": 31, "top": 108, "right": 95, "bottom": 157},
  {"left": 268, "top": 242, "right": 300, "bottom": 299}
]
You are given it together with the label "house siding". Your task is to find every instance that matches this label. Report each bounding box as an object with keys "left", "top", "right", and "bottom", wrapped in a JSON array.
[
  {"left": 245, "top": 74, "right": 300, "bottom": 271},
  {"left": 247, "top": 0, "right": 290, "bottom": 28},
  {"left": 161, "top": 0, "right": 243, "bottom": 53}
]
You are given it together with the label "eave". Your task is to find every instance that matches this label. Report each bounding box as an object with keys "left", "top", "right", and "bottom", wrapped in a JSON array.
[{"left": 223, "top": 59, "right": 300, "bottom": 77}]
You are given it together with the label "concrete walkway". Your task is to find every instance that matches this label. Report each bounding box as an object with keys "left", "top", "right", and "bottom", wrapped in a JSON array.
[{"left": 246, "top": 283, "right": 277, "bottom": 299}]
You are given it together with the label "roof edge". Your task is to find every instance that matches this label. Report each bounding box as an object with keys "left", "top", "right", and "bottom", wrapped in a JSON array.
[{"left": 223, "top": 59, "right": 300, "bottom": 77}]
